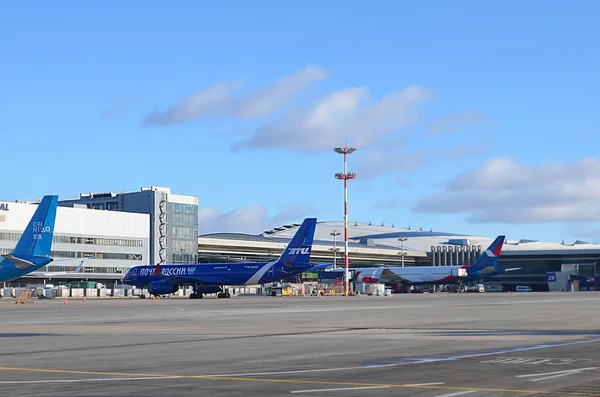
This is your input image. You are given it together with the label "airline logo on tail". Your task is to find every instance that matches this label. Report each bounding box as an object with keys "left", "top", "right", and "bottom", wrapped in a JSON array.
[
  {"left": 485, "top": 239, "right": 504, "bottom": 258},
  {"left": 288, "top": 247, "right": 311, "bottom": 255},
  {"left": 33, "top": 221, "right": 52, "bottom": 240}
]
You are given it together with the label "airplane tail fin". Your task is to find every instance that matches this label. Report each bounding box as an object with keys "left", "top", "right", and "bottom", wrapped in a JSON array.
[
  {"left": 73, "top": 261, "right": 85, "bottom": 273},
  {"left": 469, "top": 235, "right": 505, "bottom": 271},
  {"left": 2, "top": 195, "right": 58, "bottom": 269},
  {"left": 276, "top": 218, "right": 317, "bottom": 268}
]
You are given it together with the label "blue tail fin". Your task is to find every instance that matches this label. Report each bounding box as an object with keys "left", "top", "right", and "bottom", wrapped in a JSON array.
[
  {"left": 277, "top": 218, "right": 317, "bottom": 267},
  {"left": 469, "top": 235, "right": 505, "bottom": 271},
  {"left": 4, "top": 195, "right": 58, "bottom": 269}
]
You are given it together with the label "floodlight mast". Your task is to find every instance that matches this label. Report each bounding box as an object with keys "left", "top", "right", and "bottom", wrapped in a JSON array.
[
  {"left": 330, "top": 230, "right": 340, "bottom": 269},
  {"left": 398, "top": 237, "right": 408, "bottom": 267},
  {"left": 334, "top": 146, "right": 356, "bottom": 296}
]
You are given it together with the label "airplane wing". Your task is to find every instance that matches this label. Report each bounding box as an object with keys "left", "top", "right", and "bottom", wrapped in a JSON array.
[
  {"left": 308, "top": 263, "right": 334, "bottom": 271},
  {"left": 379, "top": 268, "right": 411, "bottom": 285},
  {"left": 27, "top": 261, "right": 85, "bottom": 278},
  {"left": 505, "top": 268, "right": 521, "bottom": 272}
]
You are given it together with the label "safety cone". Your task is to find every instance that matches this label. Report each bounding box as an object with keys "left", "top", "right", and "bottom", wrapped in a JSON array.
[
  {"left": 83, "top": 297, "right": 87, "bottom": 302},
  {"left": 63, "top": 298, "right": 68, "bottom": 305},
  {"left": 152, "top": 295, "right": 156, "bottom": 300}
]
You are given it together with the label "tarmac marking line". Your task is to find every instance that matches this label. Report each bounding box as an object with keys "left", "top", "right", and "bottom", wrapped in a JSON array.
[
  {"left": 163, "top": 304, "right": 185, "bottom": 311},
  {"left": 205, "top": 361, "right": 420, "bottom": 377},
  {"left": 290, "top": 386, "right": 390, "bottom": 393},
  {"left": 431, "top": 392, "right": 477, "bottom": 397},
  {"left": 516, "top": 367, "right": 598, "bottom": 382},
  {"left": 405, "top": 382, "right": 445, "bottom": 386},
  {"left": 0, "top": 376, "right": 182, "bottom": 384},
  {"left": 0, "top": 367, "right": 170, "bottom": 378},
  {"left": 0, "top": 366, "right": 600, "bottom": 396}
]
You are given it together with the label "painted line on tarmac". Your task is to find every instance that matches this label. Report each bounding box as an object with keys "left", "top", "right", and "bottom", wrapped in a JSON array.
[
  {"left": 163, "top": 304, "right": 185, "bottom": 311},
  {"left": 0, "top": 376, "right": 182, "bottom": 384},
  {"left": 0, "top": 367, "right": 600, "bottom": 396},
  {"left": 431, "top": 391, "right": 477, "bottom": 397},
  {"left": 205, "top": 361, "right": 423, "bottom": 377},
  {"left": 452, "top": 338, "right": 600, "bottom": 360},
  {"left": 290, "top": 385, "right": 390, "bottom": 393},
  {"left": 205, "top": 338, "right": 600, "bottom": 378},
  {"left": 405, "top": 382, "right": 445, "bottom": 386},
  {"left": 0, "top": 366, "right": 170, "bottom": 378},
  {"left": 516, "top": 367, "right": 598, "bottom": 382}
]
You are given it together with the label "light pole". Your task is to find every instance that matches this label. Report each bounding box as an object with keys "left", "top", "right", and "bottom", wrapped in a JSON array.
[
  {"left": 334, "top": 146, "right": 357, "bottom": 296},
  {"left": 398, "top": 237, "right": 408, "bottom": 267},
  {"left": 330, "top": 230, "right": 340, "bottom": 269}
]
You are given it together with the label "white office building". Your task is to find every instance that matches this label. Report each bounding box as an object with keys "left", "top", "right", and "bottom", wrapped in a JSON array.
[{"left": 0, "top": 199, "right": 149, "bottom": 283}]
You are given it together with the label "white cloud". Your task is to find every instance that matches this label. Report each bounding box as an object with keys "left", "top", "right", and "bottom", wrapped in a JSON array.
[
  {"left": 355, "top": 149, "right": 426, "bottom": 179},
  {"left": 237, "top": 66, "right": 327, "bottom": 118},
  {"left": 413, "top": 157, "right": 600, "bottom": 223},
  {"left": 235, "top": 85, "right": 432, "bottom": 152},
  {"left": 197, "top": 204, "right": 316, "bottom": 234},
  {"left": 143, "top": 66, "right": 327, "bottom": 126},
  {"left": 354, "top": 144, "right": 481, "bottom": 179},
  {"left": 429, "top": 110, "right": 488, "bottom": 135},
  {"left": 143, "top": 81, "right": 244, "bottom": 126}
]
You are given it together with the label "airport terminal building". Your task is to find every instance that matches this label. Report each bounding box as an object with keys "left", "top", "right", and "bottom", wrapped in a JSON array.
[
  {"left": 2, "top": 186, "right": 599, "bottom": 291},
  {"left": 197, "top": 222, "right": 600, "bottom": 291}
]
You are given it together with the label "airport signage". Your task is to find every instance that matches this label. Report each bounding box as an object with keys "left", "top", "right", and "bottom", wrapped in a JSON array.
[{"left": 0, "top": 203, "right": 9, "bottom": 211}]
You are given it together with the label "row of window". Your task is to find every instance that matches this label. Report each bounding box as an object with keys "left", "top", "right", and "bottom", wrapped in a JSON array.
[
  {"left": 51, "top": 251, "right": 143, "bottom": 261},
  {"left": 170, "top": 203, "right": 197, "bottom": 214},
  {"left": 171, "top": 226, "right": 196, "bottom": 239},
  {"left": 170, "top": 252, "right": 197, "bottom": 264},
  {"left": 0, "top": 233, "right": 143, "bottom": 247},
  {"left": 1, "top": 249, "right": 132, "bottom": 262},
  {"left": 53, "top": 236, "right": 144, "bottom": 247},
  {"left": 170, "top": 239, "right": 197, "bottom": 252},
  {"left": 170, "top": 213, "right": 198, "bottom": 227},
  {"left": 43, "top": 265, "right": 129, "bottom": 274}
]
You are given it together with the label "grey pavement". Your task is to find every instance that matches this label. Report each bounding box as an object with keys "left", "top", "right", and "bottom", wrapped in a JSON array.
[{"left": 1, "top": 292, "right": 600, "bottom": 396}]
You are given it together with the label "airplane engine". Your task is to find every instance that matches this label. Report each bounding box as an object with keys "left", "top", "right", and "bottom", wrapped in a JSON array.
[{"left": 148, "top": 281, "right": 179, "bottom": 295}]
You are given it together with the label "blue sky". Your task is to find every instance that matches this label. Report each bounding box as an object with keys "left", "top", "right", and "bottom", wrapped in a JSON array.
[{"left": 2, "top": 1, "right": 600, "bottom": 243}]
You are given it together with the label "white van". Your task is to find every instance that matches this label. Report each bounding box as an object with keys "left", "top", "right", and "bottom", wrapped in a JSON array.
[{"left": 516, "top": 285, "right": 533, "bottom": 292}]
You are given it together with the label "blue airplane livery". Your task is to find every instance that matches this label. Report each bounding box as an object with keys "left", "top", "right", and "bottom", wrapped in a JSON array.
[
  {"left": 0, "top": 195, "right": 59, "bottom": 282},
  {"left": 122, "top": 217, "right": 319, "bottom": 299}
]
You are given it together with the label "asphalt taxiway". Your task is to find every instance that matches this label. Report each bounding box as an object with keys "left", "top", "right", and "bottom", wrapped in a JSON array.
[{"left": 1, "top": 292, "right": 600, "bottom": 396}]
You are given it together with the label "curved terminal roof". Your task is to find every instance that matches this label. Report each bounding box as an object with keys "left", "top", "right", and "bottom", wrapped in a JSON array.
[{"left": 256, "top": 221, "right": 600, "bottom": 256}]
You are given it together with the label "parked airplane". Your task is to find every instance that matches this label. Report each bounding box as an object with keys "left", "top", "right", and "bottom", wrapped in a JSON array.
[
  {"left": 122, "top": 217, "right": 319, "bottom": 299},
  {"left": 320, "top": 235, "right": 516, "bottom": 290},
  {"left": 26, "top": 260, "right": 85, "bottom": 279},
  {"left": 0, "top": 195, "right": 59, "bottom": 282}
]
